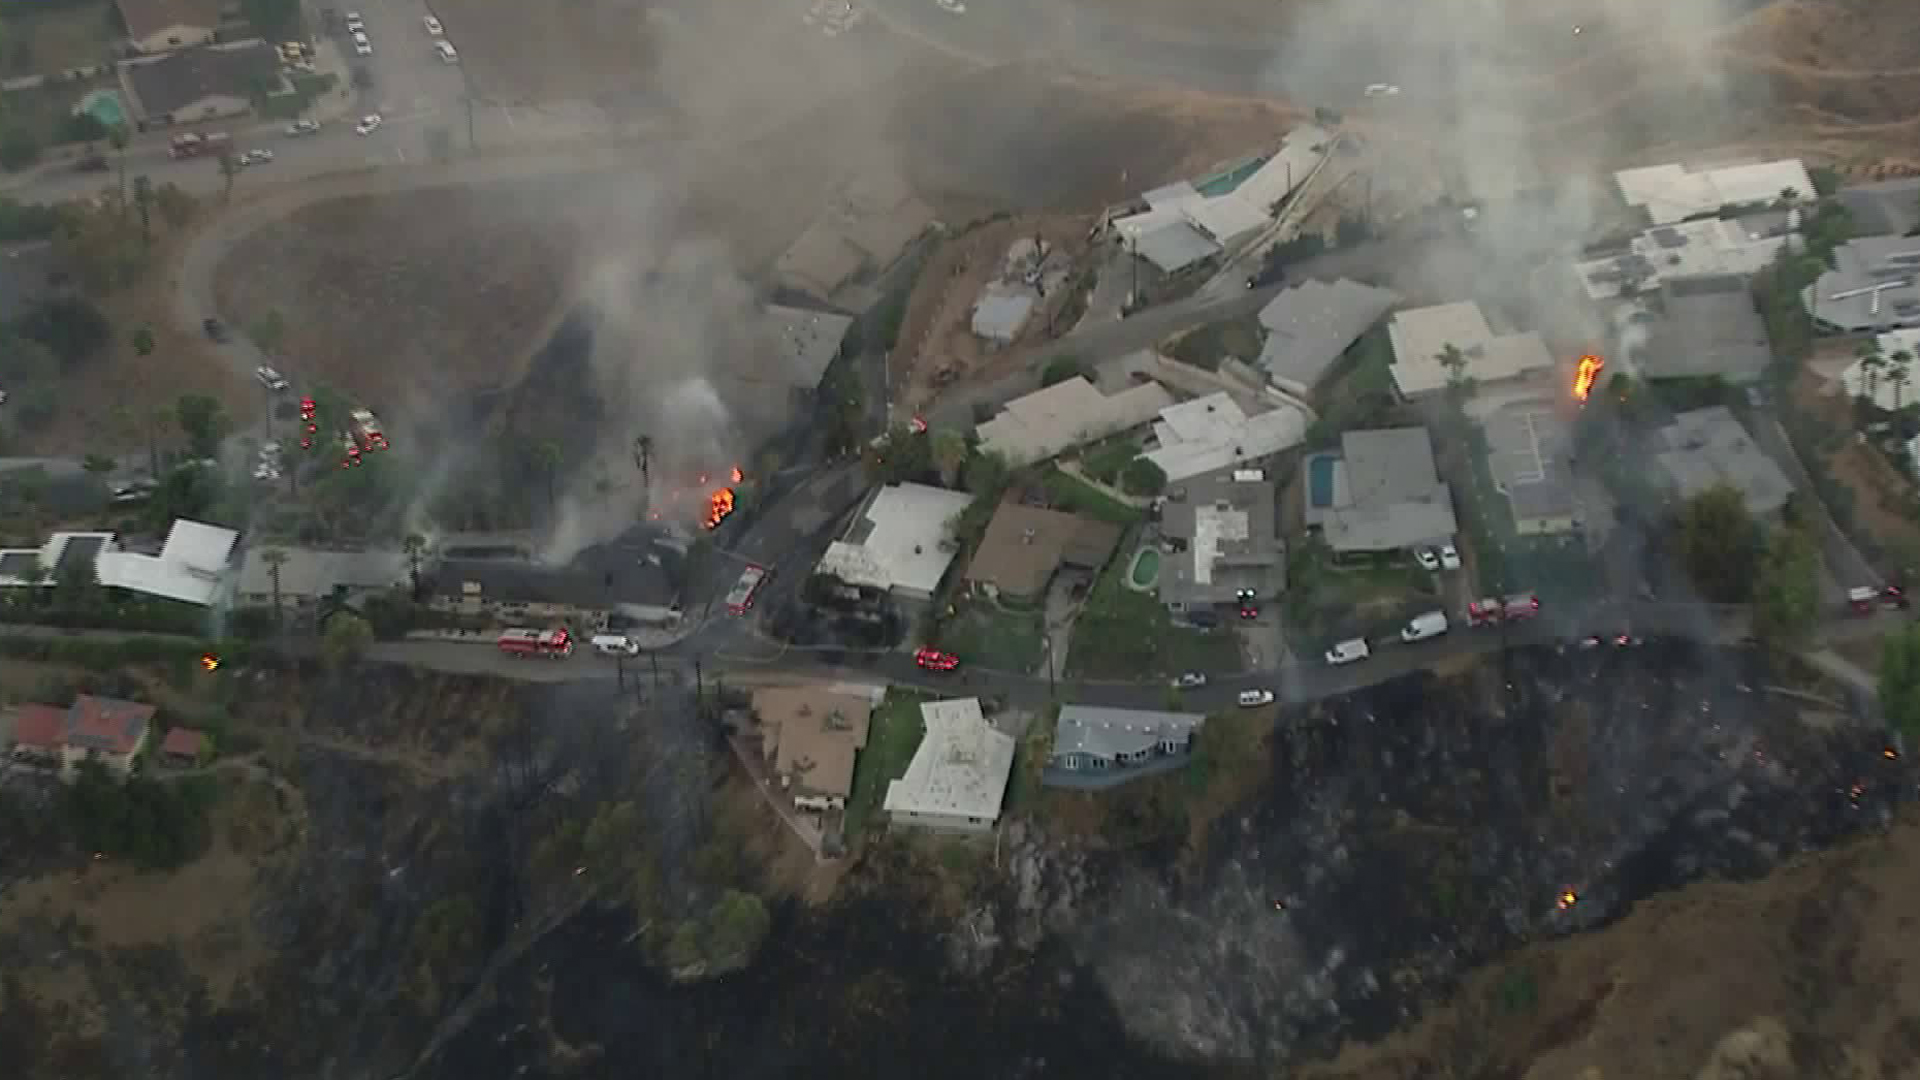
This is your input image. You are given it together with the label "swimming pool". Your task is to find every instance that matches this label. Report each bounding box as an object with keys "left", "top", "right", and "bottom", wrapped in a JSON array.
[
  {"left": 76, "top": 89, "right": 127, "bottom": 130},
  {"left": 1308, "top": 454, "right": 1337, "bottom": 508}
]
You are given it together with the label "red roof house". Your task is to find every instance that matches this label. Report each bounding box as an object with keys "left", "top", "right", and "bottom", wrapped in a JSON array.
[
  {"left": 9, "top": 703, "right": 67, "bottom": 755},
  {"left": 66, "top": 695, "right": 157, "bottom": 756},
  {"left": 160, "top": 726, "right": 205, "bottom": 761}
]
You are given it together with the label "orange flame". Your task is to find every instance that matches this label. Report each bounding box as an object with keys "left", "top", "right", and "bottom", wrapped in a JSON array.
[
  {"left": 730, "top": 465, "right": 744, "bottom": 484},
  {"left": 1573, "top": 354, "right": 1604, "bottom": 401},
  {"left": 705, "top": 487, "right": 736, "bottom": 529},
  {"left": 1556, "top": 889, "right": 1578, "bottom": 911}
]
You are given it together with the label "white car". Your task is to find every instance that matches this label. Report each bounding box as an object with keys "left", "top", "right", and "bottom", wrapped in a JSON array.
[
  {"left": 1439, "top": 542, "right": 1461, "bottom": 570},
  {"left": 1364, "top": 83, "right": 1401, "bottom": 97},
  {"left": 1415, "top": 547, "right": 1441, "bottom": 572},
  {"left": 1171, "top": 671, "right": 1208, "bottom": 689},
  {"left": 353, "top": 32, "right": 372, "bottom": 56},
  {"left": 423, "top": 15, "right": 444, "bottom": 34},
  {"left": 345, "top": 12, "right": 364, "bottom": 29},
  {"left": 254, "top": 365, "right": 288, "bottom": 391},
  {"left": 356, "top": 114, "right": 383, "bottom": 135},
  {"left": 285, "top": 118, "right": 320, "bottom": 137},
  {"left": 1325, "top": 638, "right": 1371, "bottom": 666},
  {"left": 239, "top": 149, "right": 274, "bottom": 166},
  {"left": 434, "top": 40, "right": 459, "bottom": 63},
  {"left": 935, "top": 0, "right": 966, "bottom": 12},
  {"left": 1237, "top": 689, "right": 1276, "bottom": 708}
]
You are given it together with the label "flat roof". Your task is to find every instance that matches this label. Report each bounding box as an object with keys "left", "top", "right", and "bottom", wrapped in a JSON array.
[
  {"left": 815, "top": 483, "right": 971, "bottom": 595},
  {"left": 1655, "top": 406, "right": 1793, "bottom": 514},
  {"left": 1838, "top": 178, "right": 1920, "bottom": 237},
  {"left": 972, "top": 287, "right": 1037, "bottom": 343},
  {"left": 1614, "top": 159, "right": 1812, "bottom": 224},
  {"left": 95, "top": 518, "right": 236, "bottom": 606},
  {"left": 1481, "top": 403, "right": 1580, "bottom": 527},
  {"left": 775, "top": 221, "right": 868, "bottom": 298},
  {"left": 1158, "top": 466, "right": 1282, "bottom": 606},
  {"left": 123, "top": 40, "right": 280, "bottom": 119},
  {"left": 883, "top": 697, "right": 1016, "bottom": 823},
  {"left": 1054, "top": 704, "right": 1206, "bottom": 761},
  {"left": 761, "top": 304, "right": 854, "bottom": 389},
  {"left": 1637, "top": 276, "right": 1774, "bottom": 383},
  {"left": 1574, "top": 215, "right": 1797, "bottom": 300},
  {"left": 1131, "top": 221, "right": 1220, "bottom": 274},
  {"left": 1254, "top": 278, "right": 1401, "bottom": 391},
  {"left": 1233, "top": 125, "right": 1333, "bottom": 216},
  {"left": 1802, "top": 235, "right": 1920, "bottom": 333},
  {"left": 976, "top": 376, "right": 1176, "bottom": 466},
  {"left": 1143, "top": 392, "right": 1308, "bottom": 483},
  {"left": 1307, "top": 428, "right": 1456, "bottom": 552},
  {"left": 237, "top": 547, "right": 410, "bottom": 599},
  {"left": 1388, "top": 302, "right": 1554, "bottom": 397}
]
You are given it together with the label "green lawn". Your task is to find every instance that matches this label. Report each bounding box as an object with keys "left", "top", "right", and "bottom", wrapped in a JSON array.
[
  {"left": 844, "top": 690, "right": 928, "bottom": 841},
  {"left": 1078, "top": 436, "right": 1143, "bottom": 487},
  {"left": 938, "top": 599, "right": 1044, "bottom": 673},
  {"left": 1284, "top": 540, "right": 1441, "bottom": 643},
  {"left": 1065, "top": 544, "right": 1244, "bottom": 679},
  {"left": 1166, "top": 316, "right": 1265, "bottom": 372},
  {"left": 1042, "top": 467, "right": 1143, "bottom": 525}
]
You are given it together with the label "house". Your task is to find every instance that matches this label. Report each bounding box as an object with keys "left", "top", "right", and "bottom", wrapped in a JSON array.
[
  {"left": 160, "top": 725, "right": 206, "bottom": 765},
  {"left": 1141, "top": 391, "right": 1309, "bottom": 484},
  {"left": 1386, "top": 301, "right": 1555, "bottom": 399},
  {"left": 1573, "top": 212, "right": 1800, "bottom": 301},
  {"left": 963, "top": 503, "right": 1121, "bottom": 603},
  {"left": 1631, "top": 275, "right": 1775, "bottom": 384},
  {"left": 1253, "top": 278, "right": 1401, "bottom": 396},
  {"left": 751, "top": 682, "right": 882, "bottom": 813},
  {"left": 6, "top": 696, "right": 157, "bottom": 778},
  {"left": 0, "top": 241, "right": 72, "bottom": 323},
  {"left": 1304, "top": 427, "right": 1457, "bottom": 555},
  {"left": 975, "top": 376, "right": 1175, "bottom": 467},
  {"left": 236, "top": 547, "right": 412, "bottom": 608},
  {"left": 1833, "top": 329, "right": 1920, "bottom": 413},
  {"left": 1654, "top": 406, "right": 1794, "bottom": 515},
  {"left": 1042, "top": 704, "right": 1206, "bottom": 789},
  {"left": 0, "top": 531, "right": 117, "bottom": 588},
  {"left": 1104, "top": 126, "right": 1332, "bottom": 257},
  {"left": 773, "top": 168, "right": 936, "bottom": 311},
  {"left": 118, "top": 0, "right": 223, "bottom": 54},
  {"left": 1612, "top": 159, "right": 1812, "bottom": 225},
  {"left": 1480, "top": 400, "right": 1583, "bottom": 536},
  {"left": 120, "top": 40, "right": 282, "bottom": 127},
  {"left": 1157, "top": 465, "right": 1283, "bottom": 613},
  {"left": 760, "top": 304, "right": 854, "bottom": 392},
  {"left": 94, "top": 518, "right": 239, "bottom": 606},
  {"left": 882, "top": 697, "right": 1016, "bottom": 833},
  {"left": 814, "top": 482, "right": 972, "bottom": 601},
  {"left": 1837, "top": 178, "right": 1920, "bottom": 238},
  {"left": 1802, "top": 236, "right": 1920, "bottom": 334}
]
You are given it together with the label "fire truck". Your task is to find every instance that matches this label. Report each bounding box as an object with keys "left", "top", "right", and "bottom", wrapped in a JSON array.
[
  {"left": 168, "top": 131, "right": 230, "bottom": 159},
  {"left": 725, "top": 564, "right": 769, "bottom": 615},
  {"left": 497, "top": 626, "right": 574, "bottom": 658},
  {"left": 1466, "top": 592, "right": 1541, "bottom": 626},
  {"left": 348, "top": 408, "right": 388, "bottom": 452}
]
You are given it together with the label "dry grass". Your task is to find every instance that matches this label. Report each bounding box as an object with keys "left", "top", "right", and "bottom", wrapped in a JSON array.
[
  {"left": 1793, "top": 368, "right": 1920, "bottom": 565},
  {"left": 429, "top": 0, "right": 659, "bottom": 101},
  {"left": 0, "top": 1, "right": 117, "bottom": 80}
]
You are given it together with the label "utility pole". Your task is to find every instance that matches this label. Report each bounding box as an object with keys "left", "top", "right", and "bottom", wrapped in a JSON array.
[
  {"left": 693, "top": 658, "right": 703, "bottom": 712},
  {"left": 464, "top": 95, "right": 476, "bottom": 152}
]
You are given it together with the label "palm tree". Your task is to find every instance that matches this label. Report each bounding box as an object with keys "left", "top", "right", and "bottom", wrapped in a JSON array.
[
  {"left": 402, "top": 533, "right": 427, "bottom": 596},
  {"left": 131, "top": 327, "right": 160, "bottom": 476},
  {"left": 1436, "top": 342, "right": 1470, "bottom": 396},
  {"left": 259, "top": 548, "right": 288, "bottom": 624},
  {"left": 633, "top": 434, "right": 653, "bottom": 485},
  {"left": 532, "top": 440, "right": 562, "bottom": 511},
  {"left": 1890, "top": 351, "right": 1914, "bottom": 413},
  {"left": 132, "top": 174, "right": 153, "bottom": 248},
  {"left": 1856, "top": 338, "right": 1886, "bottom": 406},
  {"left": 108, "top": 126, "right": 129, "bottom": 206},
  {"left": 217, "top": 150, "right": 239, "bottom": 203}
]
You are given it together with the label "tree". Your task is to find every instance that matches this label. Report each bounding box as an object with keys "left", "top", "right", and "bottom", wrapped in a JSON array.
[
  {"left": 1890, "top": 351, "right": 1914, "bottom": 413},
  {"left": 175, "top": 394, "right": 229, "bottom": 460},
  {"left": 108, "top": 126, "right": 129, "bottom": 206},
  {"left": 131, "top": 173, "right": 153, "bottom": 248},
  {"left": 1677, "top": 484, "right": 1760, "bottom": 603},
  {"left": 18, "top": 297, "right": 110, "bottom": 367},
  {"left": 403, "top": 532, "right": 426, "bottom": 595},
  {"left": 1120, "top": 456, "right": 1168, "bottom": 497},
  {"left": 1040, "top": 356, "right": 1083, "bottom": 387},
  {"left": 54, "top": 544, "right": 98, "bottom": 609},
  {"left": 962, "top": 449, "right": 1009, "bottom": 496},
  {"left": 259, "top": 547, "right": 288, "bottom": 623},
  {"left": 217, "top": 150, "right": 238, "bottom": 203},
  {"left": 322, "top": 611, "right": 373, "bottom": 667},
  {"left": 1436, "top": 342, "right": 1469, "bottom": 394},
  {"left": 0, "top": 126, "right": 39, "bottom": 172},
  {"left": 1881, "top": 622, "right": 1920, "bottom": 744},
  {"left": 633, "top": 434, "right": 653, "bottom": 485},
  {"left": 930, "top": 429, "right": 968, "bottom": 486},
  {"left": 1752, "top": 522, "right": 1819, "bottom": 650},
  {"left": 82, "top": 453, "right": 117, "bottom": 479},
  {"left": 153, "top": 182, "right": 195, "bottom": 231},
  {"left": 702, "top": 889, "right": 771, "bottom": 972},
  {"left": 1856, "top": 337, "right": 1886, "bottom": 406}
]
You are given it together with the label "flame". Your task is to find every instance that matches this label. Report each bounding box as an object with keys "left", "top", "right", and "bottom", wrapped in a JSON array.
[
  {"left": 705, "top": 487, "right": 736, "bottom": 530},
  {"left": 1573, "top": 354, "right": 1604, "bottom": 401},
  {"left": 1556, "top": 889, "right": 1578, "bottom": 911},
  {"left": 730, "top": 465, "right": 744, "bottom": 484},
  {"left": 199, "top": 652, "right": 220, "bottom": 672}
]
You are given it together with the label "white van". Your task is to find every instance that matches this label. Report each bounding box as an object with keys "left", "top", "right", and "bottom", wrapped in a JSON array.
[
  {"left": 435, "top": 40, "right": 459, "bottom": 63},
  {"left": 591, "top": 633, "right": 639, "bottom": 656},
  {"left": 1400, "top": 610, "right": 1449, "bottom": 643},
  {"left": 1325, "top": 638, "right": 1370, "bottom": 665}
]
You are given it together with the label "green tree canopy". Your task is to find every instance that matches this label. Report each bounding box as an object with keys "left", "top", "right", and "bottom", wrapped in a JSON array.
[
  {"left": 702, "top": 888, "right": 771, "bottom": 971},
  {"left": 1040, "top": 356, "right": 1084, "bottom": 387},
  {"left": 1677, "top": 483, "right": 1760, "bottom": 603},
  {"left": 175, "top": 394, "right": 229, "bottom": 459},
  {"left": 1119, "top": 456, "right": 1168, "bottom": 497},
  {"left": 1882, "top": 623, "right": 1920, "bottom": 745},
  {"left": 322, "top": 611, "right": 373, "bottom": 668},
  {"left": 1752, "top": 523, "right": 1819, "bottom": 649}
]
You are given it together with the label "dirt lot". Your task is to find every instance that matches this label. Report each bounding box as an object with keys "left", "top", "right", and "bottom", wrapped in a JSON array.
[
  {"left": 0, "top": 1, "right": 116, "bottom": 80},
  {"left": 1792, "top": 366, "right": 1920, "bottom": 568},
  {"left": 212, "top": 182, "right": 583, "bottom": 410}
]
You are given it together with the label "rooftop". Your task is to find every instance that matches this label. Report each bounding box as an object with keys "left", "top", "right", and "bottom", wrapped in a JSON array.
[
  {"left": 1838, "top": 178, "right": 1920, "bottom": 238},
  {"left": 1574, "top": 213, "right": 1799, "bottom": 300},
  {"left": 161, "top": 726, "right": 205, "bottom": 758},
  {"left": 1307, "top": 427, "right": 1457, "bottom": 552},
  {"left": 1254, "top": 278, "right": 1401, "bottom": 392},
  {"left": 1655, "top": 405, "right": 1794, "bottom": 514},
  {"left": 963, "top": 502, "right": 1122, "bottom": 599},
  {"left": 95, "top": 518, "right": 237, "bottom": 606},
  {"left": 975, "top": 376, "right": 1175, "bottom": 467},
  {"left": 1159, "top": 466, "right": 1282, "bottom": 608},
  {"left": 774, "top": 222, "right": 867, "bottom": 299},
  {"left": 1387, "top": 301, "right": 1555, "bottom": 397},
  {"left": 0, "top": 532, "right": 118, "bottom": 588},
  {"left": 1802, "top": 235, "right": 1920, "bottom": 333},
  {"left": 116, "top": 0, "right": 223, "bottom": 41},
  {"left": 123, "top": 40, "right": 281, "bottom": 120},
  {"left": 1054, "top": 704, "right": 1206, "bottom": 762},
  {"left": 752, "top": 682, "right": 883, "bottom": 801},
  {"left": 237, "top": 547, "right": 410, "bottom": 599},
  {"left": 1635, "top": 275, "right": 1775, "bottom": 383},
  {"left": 1613, "top": 159, "right": 1812, "bottom": 224},
  {"left": 1481, "top": 402, "right": 1582, "bottom": 528},
  {"left": 883, "top": 698, "right": 1016, "bottom": 824},
  {"left": 760, "top": 304, "right": 854, "bottom": 390},
  {"left": 8, "top": 703, "right": 66, "bottom": 749},
  {"left": 815, "top": 483, "right": 972, "bottom": 596},
  {"left": 1129, "top": 220, "right": 1220, "bottom": 275},
  {"left": 1142, "top": 391, "right": 1309, "bottom": 483},
  {"left": 65, "top": 695, "right": 156, "bottom": 755}
]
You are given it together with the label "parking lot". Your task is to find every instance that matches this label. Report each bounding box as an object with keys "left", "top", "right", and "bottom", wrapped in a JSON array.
[{"left": 326, "top": 0, "right": 472, "bottom": 162}]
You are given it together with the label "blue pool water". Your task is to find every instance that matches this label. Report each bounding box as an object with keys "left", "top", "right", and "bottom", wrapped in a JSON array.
[
  {"left": 1309, "top": 454, "right": 1337, "bottom": 508},
  {"left": 77, "top": 89, "right": 127, "bottom": 130}
]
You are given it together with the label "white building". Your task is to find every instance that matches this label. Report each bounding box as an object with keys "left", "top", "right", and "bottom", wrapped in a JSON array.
[
  {"left": 883, "top": 697, "right": 1017, "bottom": 833},
  {"left": 1141, "top": 391, "right": 1309, "bottom": 483},
  {"left": 1107, "top": 126, "right": 1334, "bottom": 273},
  {"left": 95, "top": 519, "right": 239, "bottom": 606},
  {"left": 1573, "top": 212, "right": 1800, "bottom": 301},
  {"left": 975, "top": 376, "right": 1175, "bottom": 467},
  {"left": 814, "top": 483, "right": 972, "bottom": 601},
  {"left": 1613, "top": 159, "right": 1813, "bottom": 225},
  {"left": 1386, "top": 301, "right": 1555, "bottom": 399}
]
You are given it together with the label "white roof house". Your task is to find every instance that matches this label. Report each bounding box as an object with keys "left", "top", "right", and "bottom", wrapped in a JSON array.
[
  {"left": 1141, "top": 391, "right": 1308, "bottom": 483},
  {"left": 1108, "top": 126, "right": 1332, "bottom": 271},
  {"left": 1614, "top": 159, "right": 1814, "bottom": 225},
  {"left": 883, "top": 697, "right": 1016, "bottom": 833},
  {"left": 0, "top": 532, "right": 118, "bottom": 587},
  {"left": 1386, "top": 301, "right": 1554, "bottom": 399},
  {"left": 1573, "top": 213, "right": 1800, "bottom": 301},
  {"left": 814, "top": 483, "right": 972, "bottom": 600},
  {"left": 95, "top": 519, "right": 238, "bottom": 606},
  {"left": 976, "top": 376, "right": 1176, "bottom": 466},
  {"left": 1834, "top": 329, "right": 1920, "bottom": 412},
  {"left": 1230, "top": 125, "right": 1333, "bottom": 217}
]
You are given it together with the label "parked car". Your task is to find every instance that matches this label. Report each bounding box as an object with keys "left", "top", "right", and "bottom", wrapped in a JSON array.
[
  {"left": 1400, "top": 610, "right": 1449, "bottom": 643},
  {"left": 355, "top": 114, "right": 383, "bottom": 135},
  {"left": 1325, "top": 638, "right": 1371, "bottom": 665},
  {"left": 345, "top": 12, "right": 364, "bottom": 32},
  {"left": 353, "top": 31, "right": 372, "bottom": 55},
  {"left": 1237, "top": 689, "right": 1276, "bottom": 708},
  {"left": 254, "top": 366, "right": 289, "bottom": 392},
  {"left": 434, "top": 40, "right": 459, "bottom": 63},
  {"left": 285, "top": 118, "right": 321, "bottom": 137},
  {"left": 239, "top": 149, "right": 274, "bottom": 166},
  {"left": 1438, "top": 542, "right": 1460, "bottom": 570},
  {"left": 914, "top": 647, "right": 959, "bottom": 672},
  {"left": 1171, "top": 671, "right": 1208, "bottom": 689},
  {"left": 1415, "top": 547, "right": 1441, "bottom": 572},
  {"left": 423, "top": 15, "right": 444, "bottom": 34}
]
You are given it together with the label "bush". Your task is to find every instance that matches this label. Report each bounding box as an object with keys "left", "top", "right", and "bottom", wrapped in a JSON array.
[
  {"left": 1119, "top": 457, "right": 1168, "bottom": 497},
  {"left": 0, "top": 127, "right": 39, "bottom": 172},
  {"left": 58, "top": 763, "right": 217, "bottom": 869},
  {"left": 0, "top": 198, "right": 63, "bottom": 243},
  {"left": 55, "top": 112, "right": 109, "bottom": 146}
]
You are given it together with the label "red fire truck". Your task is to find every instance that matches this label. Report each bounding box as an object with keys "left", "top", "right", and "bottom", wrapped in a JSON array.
[
  {"left": 725, "top": 565, "right": 769, "bottom": 616},
  {"left": 169, "top": 131, "right": 230, "bottom": 159},
  {"left": 1466, "top": 592, "right": 1540, "bottom": 626},
  {"left": 497, "top": 626, "right": 574, "bottom": 658}
]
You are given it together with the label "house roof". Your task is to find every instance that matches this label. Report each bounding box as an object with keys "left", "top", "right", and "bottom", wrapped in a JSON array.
[
  {"left": 65, "top": 695, "right": 156, "bottom": 755},
  {"left": 1131, "top": 221, "right": 1220, "bottom": 274},
  {"left": 883, "top": 698, "right": 1016, "bottom": 823},
  {"left": 1801, "top": 235, "right": 1920, "bottom": 333},
  {"left": 972, "top": 287, "right": 1037, "bottom": 343},
  {"left": 1838, "top": 178, "right": 1920, "bottom": 238},
  {"left": 9, "top": 703, "right": 67, "bottom": 749},
  {"left": 1158, "top": 466, "right": 1283, "bottom": 607},
  {"left": 752, "top": 683, "right": 882, "bottom": 800},
  {"left": 117, "top": 0, "right": 223, "bottom": 42},
  {"left": 976, "top": 376, "right": 1175, "bottom": 466},
  {"left": 1254, "top": 278, "right": 1401, "bottom": 391},
  {"left": 1636, "top": 275, "right": 1774, "bottom": 383},
  {"left": 1053, "top": 704, "right": 1206, "bottom": 761},
  {"left": 1573, "top": 214, "right": 1798, "bottom": 300},
  {"left": 1482, "top": 402, "right": 1583, "bottom": 527},
  {"left": 1654, "top": 406, "right": 1794, "bottom": 514},
  {"left": 1184, "top": 194, "right": 1270, "bottom": 245},
  {"left": 123, "top": 41, "right": 280, "bottom": 120},
  {"left": 1387, "top": 302, "right": 1555, "bottom": 397},
  {"left": 761, "top": 304, "right": 853, "bottom": 390},
  {"left": 1232, "top": 125, "right": 1332, "bottom": 216},
  {"left": 1613, "top": 159, "right": 1812, "bottom": 224},
  {"left": 161, "top": 726, "right": 205, "bottom": 757},
  {"left": 0, "top": 242, "right": 67, "bottom": 322},
  {"left": 1310, "top": 427, "right": 1457, "bottom": 552},
  {"left": 815, "top": 483, "right": 971, "bottom": 595},
  {"left": 964, "top": 503, "right": 1121, "bottom": 597},
  {"left": 1142, "top": 392, "right": 1309, "bottom": 483},
  {"left": 238, "top": 547, "right": 410, "bottom": 599},
  {"left": 775, "top": 222, "right": 868, "bottom": 299},
  {"left": 95, "top": 518, "right": 237, "bottom": 606}
]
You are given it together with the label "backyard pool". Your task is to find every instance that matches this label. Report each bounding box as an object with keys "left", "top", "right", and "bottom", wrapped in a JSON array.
[
  {"left": 76, "top": 89, "right": 126, "bottom": 130},
  {"left": 1308, "top": 454, "right": 1337, "bottom": 509},
  {"left": 1128, "top": 548, "right": 1161, "bottom": 589}
]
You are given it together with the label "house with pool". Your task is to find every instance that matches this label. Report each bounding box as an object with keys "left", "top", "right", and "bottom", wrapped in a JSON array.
[
  {"left": 1155, "top": 464, "right": 1284, "bottom": 616},
  {"left": 1303, "top": 427, "right": 1458, "bottom": 558}
]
